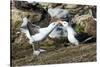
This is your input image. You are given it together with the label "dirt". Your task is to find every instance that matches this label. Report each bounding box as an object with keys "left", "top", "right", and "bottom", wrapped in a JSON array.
[{"left": 11, "top": 42, "right": 96, "bottom": 66}]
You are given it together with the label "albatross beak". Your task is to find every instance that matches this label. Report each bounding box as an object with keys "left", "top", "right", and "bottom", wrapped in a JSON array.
[
  {"left": 57, "top": 20, "right": 63, "bottom": 25},
  {"left": 53, "top": 20, "right": 63, "bottom": 26}
]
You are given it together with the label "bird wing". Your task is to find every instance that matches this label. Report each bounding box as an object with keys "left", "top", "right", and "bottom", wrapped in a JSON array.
[{"left": 27, "top": 22, "right": 40, "bottom": 35}]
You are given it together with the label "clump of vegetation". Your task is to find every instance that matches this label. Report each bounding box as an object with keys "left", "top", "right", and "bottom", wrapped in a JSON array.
[{"left": 75, "top": 24, "right": 84, "bottom": 33}]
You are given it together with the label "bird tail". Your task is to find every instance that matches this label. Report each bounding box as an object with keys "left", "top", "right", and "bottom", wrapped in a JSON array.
[{"left": 81, "top": 36, "right": 96, "bottom": 43}]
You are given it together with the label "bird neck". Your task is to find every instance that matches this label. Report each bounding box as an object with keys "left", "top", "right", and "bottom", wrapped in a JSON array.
[
  {"left": 21, "top": 17, "right": 28, "bottom": 27},
  {"left": 65, "top": 25, "right": 76, "bottom": 35},
  {"left": 48, "top": 23, "right": 57, "bottom": 30},
  {"left": 46, "top": 24, "right": 57, "bottom": 35}
]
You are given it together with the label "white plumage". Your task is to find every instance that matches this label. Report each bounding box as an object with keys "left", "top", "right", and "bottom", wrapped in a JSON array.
[{"left": 60, "top": 21, "right": 79, "bottom": 45}]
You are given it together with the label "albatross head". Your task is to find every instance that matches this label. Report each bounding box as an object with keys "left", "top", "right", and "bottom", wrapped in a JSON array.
[
  {"left": 23, "top": 17, "right": 28, "bottom": 23},
  {"left": 59, "top": 21, "right": 69, "bottom": 27},
  {"left": 21, "top": 17, "right": 29, "bottom": 27}
]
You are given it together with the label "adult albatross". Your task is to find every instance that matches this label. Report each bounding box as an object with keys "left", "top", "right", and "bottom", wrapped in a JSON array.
[
  {"left": 20, "top": 17, "right": 61, "bottom": 56},
  {"left": 60, "top": 21, "right": 79, "bottom": 45},
  {"left": 60, "top": 21, "right": 95, "bottom": 45}
]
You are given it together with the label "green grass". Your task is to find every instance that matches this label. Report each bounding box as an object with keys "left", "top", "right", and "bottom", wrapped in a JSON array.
[{"left": 75, "top": 24, "right": 84, "bottom": 33}]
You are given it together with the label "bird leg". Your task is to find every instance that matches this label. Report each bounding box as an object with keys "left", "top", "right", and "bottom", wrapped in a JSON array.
[
  {"left": 32, "top": 42, "right": 46, "bottom": 56},
  {"left": 32, "top": 42, "right": 40, "bottom": 56},
  {"left": 31, "top": 44, "right": 39, "bottom": 61},
  {"left": 31, "top": 44, "right": 35, "bottom": 53}
]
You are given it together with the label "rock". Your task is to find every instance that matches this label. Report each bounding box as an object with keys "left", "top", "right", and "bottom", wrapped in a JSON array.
[
  {"left": 11, "top": 9, "right": 49, "bottom": 28},
  {"left": 88, "top": 6, "right": 97, "bottom": 18},
  {"left": 84, "top": 17, "right": 96, "bottom": 37},
  {"left": 14, "top": 1, "right": 32, "bottom": 11},
  {"left": 12, "top": 1, "right": 50, "bottom": 27},
  {"left": 39, "top": 2, "right": 49, "bottom": 9},
  {"left": 64, "top": 5, "right": 95, "bottom": 18},
  {"left": 48, "top": 3, "right": 64, "bottom": 8},
  {"left": 68, "top": 7, "right": 82, "bottom": 15},
  {"left": 72, "top": 15, "right": 96, "bottom": 37},
  {"left": 64, "top": 4, "right": 78, "bottom": 9}
]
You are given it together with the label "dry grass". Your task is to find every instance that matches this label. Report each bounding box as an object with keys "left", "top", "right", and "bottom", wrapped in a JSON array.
[{"left": 11, "top": 42, "right": 96, "bottom": 66}]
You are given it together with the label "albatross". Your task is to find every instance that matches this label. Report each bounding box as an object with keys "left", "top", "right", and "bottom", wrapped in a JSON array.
[
  {"left": 60, "top": 21, "right": 79, "bottom": 45},
  {"left": 20, "top": 17, "right": 61, "bottom": 56}
]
